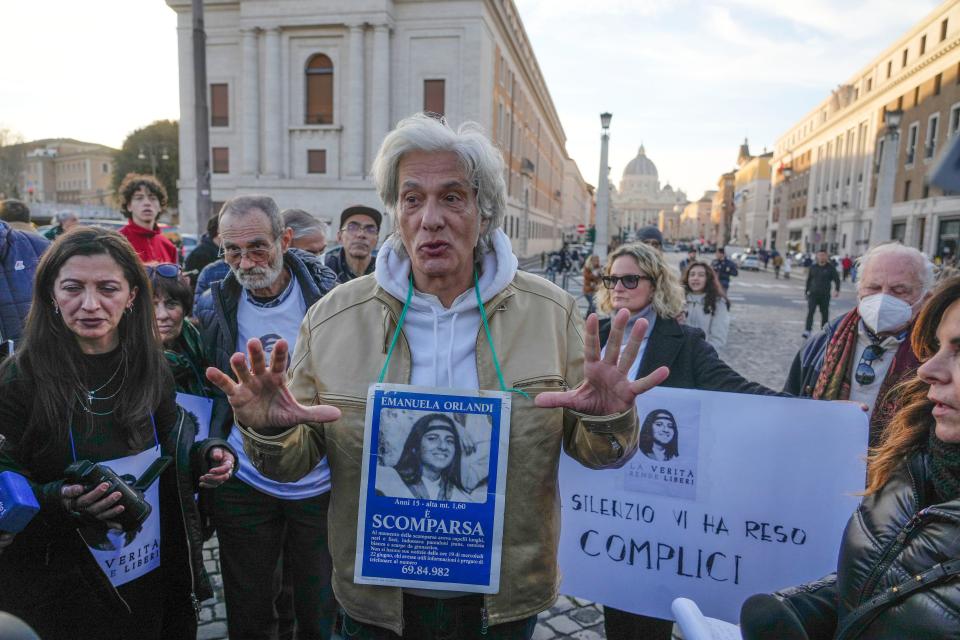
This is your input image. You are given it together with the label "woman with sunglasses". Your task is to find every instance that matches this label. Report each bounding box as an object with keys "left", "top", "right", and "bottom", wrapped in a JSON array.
[
  {"left": 594, "top": 243, "right": 780, "bottom": 640},
  {"left": 682, "top": 260, "right": 730, "bottom": 350},
  {"left": 0, "top": 228, "right": 236, "bottom": 640},
  {"left": 741, "top": 277, "right": 960, "bottom": 640}
]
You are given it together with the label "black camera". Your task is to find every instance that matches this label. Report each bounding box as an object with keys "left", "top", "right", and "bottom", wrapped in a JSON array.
[{"left": 64, "top": 456, "right": 173, "bottom": 532}]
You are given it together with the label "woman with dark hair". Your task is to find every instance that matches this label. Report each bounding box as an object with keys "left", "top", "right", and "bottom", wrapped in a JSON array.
[
  {"left": 0, "top": 227, "right": 236, "bottom": 640},
  {"left": 682, "top": 260, "right": 730, "bottom": 349},
  {"left": 376, "top": 413, "right": 476, "bottom": 502},
  {"left": 149, "top": 263, "right": 208, "bottom": 396},
  {"left": 741, "top": 277, "right": 960, "bottom": 640},
  {"left": 639, "top": 409, "right": 679, "bottom": 461}
]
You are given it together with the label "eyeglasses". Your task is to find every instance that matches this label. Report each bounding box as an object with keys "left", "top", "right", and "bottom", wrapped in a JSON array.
[
  {"left": 218, "top": 243, "right": 275, "bottom": 263},
  {"left": 601, "top": 274, "right": 652, "bottom": 289},
  {"left": 341, "top": 221, "right": 379, "bottom": 235},
  {"left": 854, "top": 344, "right": 886, "bottom": 386},
  {"left": 145, "top": 263, "right": 181, "bottom": 279}
]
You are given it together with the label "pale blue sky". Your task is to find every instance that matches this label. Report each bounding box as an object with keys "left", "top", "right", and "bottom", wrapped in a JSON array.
[{"left": 1, "top": 0, "right": 941, "bottom": 197}]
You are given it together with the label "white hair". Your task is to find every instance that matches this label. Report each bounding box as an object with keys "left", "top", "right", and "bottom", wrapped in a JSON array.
[
  {"left": 371, "top": 113, "right": 506, "bottom": 258},
  {"left": 55, "top": 210, "right": 78, "bottom": 225},
  {"left": 857, "top": 242, "right": 935, "bottom": 293},
  {"left": 282, "top": 208, "right": 329, "bottom": 239}
]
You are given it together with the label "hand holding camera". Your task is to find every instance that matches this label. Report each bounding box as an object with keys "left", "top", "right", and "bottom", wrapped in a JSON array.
[{"left": 60, "top": 457, "right": 172, "bottom": 533}]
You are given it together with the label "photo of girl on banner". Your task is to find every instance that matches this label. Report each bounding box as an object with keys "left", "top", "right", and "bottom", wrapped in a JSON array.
[
  {"left": 375, "top": 410, "right": 490, "bottom": 504},
  {"left": 624, "top": 400, "right": 701, "bottom": 500}
]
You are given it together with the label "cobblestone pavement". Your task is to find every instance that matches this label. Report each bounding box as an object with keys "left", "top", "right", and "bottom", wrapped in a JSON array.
[{"left": 196, "top": 257, "right": 851, "bottom": 639}]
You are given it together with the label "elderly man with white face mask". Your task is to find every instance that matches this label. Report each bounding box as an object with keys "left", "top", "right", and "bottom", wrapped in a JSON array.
[{"left": 785, "top": 242, "right": 934, "bottom": 446}]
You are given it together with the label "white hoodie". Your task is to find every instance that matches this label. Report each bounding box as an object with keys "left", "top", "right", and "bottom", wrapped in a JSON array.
[{"left": 374, "top": 229, "right": 518, "bottom": 390}]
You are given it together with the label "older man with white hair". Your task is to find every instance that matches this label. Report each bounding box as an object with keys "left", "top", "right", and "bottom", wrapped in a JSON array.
[
  {"left": 206, "top": 114, "right": 668, "bottom": 639},
  {"left": 785, "top": 242, "right": 934, "bottom": 445},
  {"left": 42, "top": 210, "right": 78, "bottom": 241}
]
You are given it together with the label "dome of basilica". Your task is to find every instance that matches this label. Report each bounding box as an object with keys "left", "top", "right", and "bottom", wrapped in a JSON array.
[{"left": 622, "top": 145, "right": 658, "bottom": 179}]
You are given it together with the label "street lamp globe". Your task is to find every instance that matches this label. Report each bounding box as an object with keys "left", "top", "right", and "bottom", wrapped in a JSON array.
[
  {"left": 600, "top": 112, "right": 612, "bottom": 130},
  {"left": 884, "top": 108, "right": 904, "bottom": 132}
]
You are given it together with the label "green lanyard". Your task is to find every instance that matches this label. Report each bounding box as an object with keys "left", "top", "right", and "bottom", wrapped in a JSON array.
[{"left": 377, "top": 271, "right": 529, "bottom": 399}]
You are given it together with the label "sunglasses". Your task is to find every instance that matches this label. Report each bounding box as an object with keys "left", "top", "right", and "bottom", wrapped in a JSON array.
[
  {"left": 146, "top": 263, "right": 182, "bottom": 279},
  {"left": 854, "top": 344, "right": 886, "bottom": 386},
  {"left": 601, "top": 274, "right": 652, "bottom": 290}
]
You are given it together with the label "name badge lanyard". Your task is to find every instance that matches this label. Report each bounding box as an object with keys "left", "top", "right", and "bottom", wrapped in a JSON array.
[{"left": 377, "top": 271, "right": 528, "bottom": 399}]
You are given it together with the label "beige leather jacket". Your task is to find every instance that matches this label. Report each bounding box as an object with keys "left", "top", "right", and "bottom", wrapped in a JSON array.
[{"left": 237, "top": 271, "right": 638, "bottom": 634}]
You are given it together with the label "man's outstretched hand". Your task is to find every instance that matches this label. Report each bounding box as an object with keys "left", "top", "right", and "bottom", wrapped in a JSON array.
[
  {"left": 535, "top": 308, "right": 669, "bottom": 415},
  {"left": 206, "top": 338, "right": 341, "bottom": 431}
]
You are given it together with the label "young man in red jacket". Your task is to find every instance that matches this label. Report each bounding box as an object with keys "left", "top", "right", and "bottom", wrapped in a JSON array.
[{"left": 117, "top": 173, "right": 178, "bottom": 263}]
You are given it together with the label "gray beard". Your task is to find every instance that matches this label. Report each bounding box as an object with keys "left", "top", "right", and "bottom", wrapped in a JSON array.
[{"left": 233, "top": 251, "right": 285, "bottom": 291}]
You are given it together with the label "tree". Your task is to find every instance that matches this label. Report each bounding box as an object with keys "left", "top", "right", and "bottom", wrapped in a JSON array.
[
  {"left": 0, "top": 127, "right": 25, "bottom": 199},
  {"left": 112, "top": 120, "right": 179, "bottom": 207}
]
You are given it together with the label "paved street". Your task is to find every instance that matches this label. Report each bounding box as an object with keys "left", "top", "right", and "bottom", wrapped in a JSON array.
[{"left": 196, "top": 255, "right": 857, "bottom": 640}]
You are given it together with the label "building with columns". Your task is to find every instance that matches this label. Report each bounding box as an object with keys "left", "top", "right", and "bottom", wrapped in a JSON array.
[
  {"left": 711, "top": 171, "right": 735, "bottom": 247},
  {"left": 165, "top": 0, "right": 590, "bottom": 257},
  {"left": 768, "top": 0, "right": 960, "bottom": 260},
  {"left": 612, "top": 145, "right": 687, "bottom": 236},
  {"left": 679, "top": 191, "right": 717, "bottom": 242}
]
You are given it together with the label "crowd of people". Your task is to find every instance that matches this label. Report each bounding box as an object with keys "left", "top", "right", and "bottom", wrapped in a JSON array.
[{"left": 0, "top": 112, "right": 957, "bottom": 640}]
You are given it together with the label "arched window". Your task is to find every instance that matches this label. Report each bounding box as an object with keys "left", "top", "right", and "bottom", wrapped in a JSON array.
[{"left": 305, "top": 54, "right": 334, "bottom": 124}]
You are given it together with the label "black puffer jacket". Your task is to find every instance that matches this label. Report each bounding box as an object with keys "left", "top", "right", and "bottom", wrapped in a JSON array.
[{"left": 742, "top": 453, "right": 960, "bottom": 639}]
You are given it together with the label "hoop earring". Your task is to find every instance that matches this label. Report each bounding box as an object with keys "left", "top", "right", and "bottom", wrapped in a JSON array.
[{"left": 125, "top": 306, "right": 133, "bottom": 315}]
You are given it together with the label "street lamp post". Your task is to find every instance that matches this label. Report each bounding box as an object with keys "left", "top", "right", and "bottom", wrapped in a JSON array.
[
  {"left": 870, "top": 108, "right": 903, "bottom": 248},
  {"left": 595, "top": 112, "right": 613, "bottom": 260},
  {"left": 138, "top": 145, "right": 170, "bottom": 176}
]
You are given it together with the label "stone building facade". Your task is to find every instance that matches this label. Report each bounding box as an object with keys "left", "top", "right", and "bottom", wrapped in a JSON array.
[
  {"left": 19, "top": 139, "right": 116, "bottom": 206},
  {"left": 732, "top": 140, "right": 772, "bottom": 249},
  {"left": 166, "top": 0, "right": 590, "bottom": 257},
  {"left": 768, "top": 0, "right": 960, "bottom": 260}
]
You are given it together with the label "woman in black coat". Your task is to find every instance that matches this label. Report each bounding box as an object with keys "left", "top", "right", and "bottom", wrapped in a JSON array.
[
  {"left": 740, "top": 277, "right": 960, "bottom": 640},
  {"left": 594, "top": 243, "right": 778, "bottom": 640}
]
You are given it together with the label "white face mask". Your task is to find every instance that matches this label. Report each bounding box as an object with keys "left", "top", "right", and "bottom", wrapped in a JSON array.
[{"left": 857, "top": 293, "right": 918, "bottom": 334}]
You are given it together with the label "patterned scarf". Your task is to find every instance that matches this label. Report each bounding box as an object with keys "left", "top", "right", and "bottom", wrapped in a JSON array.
[
  {"left": 164, "top": 320, "right": 209, "bottom": 396},
  {"left": 812, "top": 310, "right": 921, "bottom": 446},
  {"left": 929, "top": 429, "right": 960, "bottom": 503},
  {"left": 812, "top": 310, "right": 860, "bottom": 401}
]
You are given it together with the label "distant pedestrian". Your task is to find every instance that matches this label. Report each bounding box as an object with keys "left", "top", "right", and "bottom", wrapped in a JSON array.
[
  {"left": 0, "top": 199, "right": 39, "bottom": 235},
  {"left": 582, "top": 254, "right": 601, "bottom": 318},
  {"left": 682, "top": 261, "right": 730, "bottom": 349},
  {"left": 772, "top": 252, "right": 784, "bottom": 279},
  {"left": 43, "top": 211, "right": 79, "bottom": 241},
  {"left": 283, "top": 208, "right": 329, "bottom": 256},
  {"left": 841, "top": 254, "right": 853, "bottom": 281},
  {"left": 761, "top": 249, "right": 770, "bottom": 270},
  {"left": 636, "top": 225, "right": 663, "bottom": 252},
  {"left": 711, "top": 247, "right": 739, "bottom": 291},
  {"left": 803, "top": 250, "right": 840, "bottom": 337},
  {"left": 117, "top": 173, "right": 178, "bottom": 263},
  {"left": 184, "top": 214, "right": 221, "bottom": 287},
  {"left": 325, "top": 205, "right": 379, "bottom": 283},
  {"left": 783, "top": 255, "right": 792, "bottom": 279},
  {"left": 0, "top": 219, "right": 49, "bottom": 351},
  {"left": 679, "top": 248, "right": 697, "bottom": 273}
]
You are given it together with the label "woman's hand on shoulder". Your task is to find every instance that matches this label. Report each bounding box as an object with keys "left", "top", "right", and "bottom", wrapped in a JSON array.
[{"left": 199, "top": 446, "right": 235, "bottom": 489}]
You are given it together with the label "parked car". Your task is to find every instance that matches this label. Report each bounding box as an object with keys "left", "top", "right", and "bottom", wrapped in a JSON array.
[
  {"left": 740, "top": 255, "right": 762, "bottom": 271},
  {"left": 179, "top": 233, "right": 198, "bottom": 263}
]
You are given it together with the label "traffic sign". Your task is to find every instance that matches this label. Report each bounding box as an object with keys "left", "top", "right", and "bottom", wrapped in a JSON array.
[{"left": 576, "top": 224, "right": 586, "bottom": 234}]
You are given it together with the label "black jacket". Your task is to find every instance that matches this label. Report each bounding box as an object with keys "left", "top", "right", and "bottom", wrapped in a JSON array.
[
  {"left": 0, "top": 405, "right": 235, "bottom": 628},
  {"left": 784, "top": 315, "right": 843, "bottom": 398},
  {"left": 194, "top": 249, "right": 337, "bottom": 437},
  {"left": 805, "top": 262, "right": 840, "bottom": 297},
  {"left": 325, "top": 246, "right": 376, "bottom": 283},
  {"left": 599, "top": 315, "right": 778, "bottom": 395},
  {"left": 184, "top": 234, "right": 220, "bottom": 286},
  {"left": 742, "top": 454, "right": 960, "bottom": 640}
]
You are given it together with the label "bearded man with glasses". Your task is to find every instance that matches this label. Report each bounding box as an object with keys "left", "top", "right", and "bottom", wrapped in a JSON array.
[
  {"left": 785, "top": 243, "right": 935, "bottom": 448},
  {"left": 325, "top": 205, "right": 381, "bottom": 283},
  {"left": 194, "top": 195, "right": 339, "bottom": 640}
]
